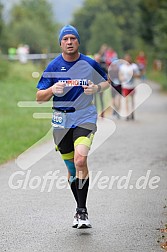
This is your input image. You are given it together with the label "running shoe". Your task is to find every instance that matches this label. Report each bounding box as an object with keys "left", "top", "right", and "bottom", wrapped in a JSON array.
[
  {"left": 72, "top": 212, "right": 79, "bottom": 228},
  {"left": 131, "top": 112, "right": 135, "bottom": 120},
  {"left": 77, "top": 208, "right": 92, "bottom": 229}
]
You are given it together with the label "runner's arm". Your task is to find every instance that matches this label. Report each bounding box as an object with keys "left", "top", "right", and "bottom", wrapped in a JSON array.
[
  {"left": 36, "top": 82, "right": 66, "bottom": 103},
  {"left": 36, "top": 87, "right": 53, "bottom": 103},
  {"left": 83, "top": 80, "right": 110, "bottom": 95},
  {"left": 96, "top": 80, "right": 110, "bottom": 93}
]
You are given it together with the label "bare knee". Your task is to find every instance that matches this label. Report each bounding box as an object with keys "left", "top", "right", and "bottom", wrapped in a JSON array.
[
  {"left": 74, "top": 156, "right": 87, "bottom": 171},
  {"left": 74, "top": 155, "right": 88, "bottom": 179}
]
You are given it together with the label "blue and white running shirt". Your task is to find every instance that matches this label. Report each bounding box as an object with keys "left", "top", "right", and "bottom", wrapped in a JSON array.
[{"left": 37, "top": 53, "right": 107, "bottom": 128}]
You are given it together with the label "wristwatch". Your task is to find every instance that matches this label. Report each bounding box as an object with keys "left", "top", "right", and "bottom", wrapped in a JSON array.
[{"left": 97, "top": 84, "right": 102, "bottom": 93}]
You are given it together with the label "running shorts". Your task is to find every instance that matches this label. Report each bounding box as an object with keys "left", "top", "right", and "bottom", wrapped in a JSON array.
[
  {"left": 53, "top": 123, "right": 97, "bottom": 159},
  {"left": 122, "top": 88, "right": 135, "bottom": 97}
]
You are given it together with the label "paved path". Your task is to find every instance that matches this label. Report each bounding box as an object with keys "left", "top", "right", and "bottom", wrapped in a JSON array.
[{"left": 0, "top": 81, "right": 167, "bottom": 252}]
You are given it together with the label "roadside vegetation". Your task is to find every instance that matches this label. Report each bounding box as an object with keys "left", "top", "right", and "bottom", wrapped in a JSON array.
[{"left": 0, "top": 60, "right": 51, "bottom": 164}]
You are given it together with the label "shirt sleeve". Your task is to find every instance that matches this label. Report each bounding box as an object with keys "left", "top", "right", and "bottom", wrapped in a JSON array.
[
  {"left": 92, "top": 61, "right": 108, "bottom": 84},
  {"left": 36, "top": 64, "right": 54, "bottom": 90}
]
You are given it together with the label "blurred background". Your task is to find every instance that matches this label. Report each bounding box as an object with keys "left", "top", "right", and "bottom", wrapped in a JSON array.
[{"left": 0, "top": 0, "right": 167, "bottom": 165}]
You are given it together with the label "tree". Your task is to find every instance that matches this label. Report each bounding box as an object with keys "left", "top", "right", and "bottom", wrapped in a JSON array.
[
  {"left": 0, "top": 1, "right": 4, "bottom": 50},
  {"left": 72, "top": 0, "right": 102, "bottom": 53},
  {"left": 153, "top": 1, "right": 167, "bottom": 60},
  {"left": 5, "top": 0, "right": 59, "bottom": 53},
  {"left": 87, "top": 12, "right": 122, "bottom": 54},
  {"left": 72, "top": 0, "right": 140, "bottom": 54},
  {"left": 0, "top": 2, "right": 3, "bottom": 34},
  {"left": 139, "top": 0, "right": 157, "bottom": 46},
  {"left": 139, "top": 0, "right": 167, "bottom": 62}
]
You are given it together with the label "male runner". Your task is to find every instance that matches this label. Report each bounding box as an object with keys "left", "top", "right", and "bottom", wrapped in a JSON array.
[{"left": 36, "top": 25, "right": 110, "bottom": 228}]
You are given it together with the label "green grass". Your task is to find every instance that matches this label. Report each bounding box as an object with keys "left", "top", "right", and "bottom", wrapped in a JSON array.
[
  {"left": 147, "top": 69, "right": 167, "bottom": 91},
  {"left": 0, "top": 61, "right": 51, "bottom": 165}
]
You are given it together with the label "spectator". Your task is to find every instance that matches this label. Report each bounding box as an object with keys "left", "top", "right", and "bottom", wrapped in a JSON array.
[
  {"left": 16, "top": 44, "right": 29, "bottom": 64},
  {"left": 119, "top": 54, "right": 140, "bottom": 120},
  {"left": 105, "top": 46, "right": 118, "bottom": 69},
  {"left": 136, "top": 51, "right": 147, "bottom": 80},
  {"left": 8, "top": 47, "right": 16, "bottom": 60}
]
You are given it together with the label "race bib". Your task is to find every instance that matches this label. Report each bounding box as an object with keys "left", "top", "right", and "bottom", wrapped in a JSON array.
[{"left": 52, "top": 110, "right": 66, "bottom": 128}]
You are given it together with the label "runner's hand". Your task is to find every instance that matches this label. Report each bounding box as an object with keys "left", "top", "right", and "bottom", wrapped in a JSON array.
[
  {"left": 83, "top": 80, "right": 98, "bottom": 95},
  {"left": 52, "top": 82, "right": 65, "bottom": 95}
]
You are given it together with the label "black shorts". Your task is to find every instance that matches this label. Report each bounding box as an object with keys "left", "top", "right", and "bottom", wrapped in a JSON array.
[{"left": 53, "top": 123, "right": 97, "bottom": 159}]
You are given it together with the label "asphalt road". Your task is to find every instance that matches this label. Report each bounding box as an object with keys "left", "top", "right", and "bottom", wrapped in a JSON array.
[{"left": 0, "top": 81, "right": 167, "bottom": 252}]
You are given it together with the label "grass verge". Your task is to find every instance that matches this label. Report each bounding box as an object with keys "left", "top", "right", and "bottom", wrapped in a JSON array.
[
  {"left": 0, "top": 61, "right": 51, "bottom": 165},
  {"left": 147, "top": 70, "right": 167, "bottom": 92}
]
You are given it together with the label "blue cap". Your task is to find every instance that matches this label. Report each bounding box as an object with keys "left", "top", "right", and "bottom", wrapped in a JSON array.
[{"left": 59, "top": 25, "right": 80, "bottom": 44}]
